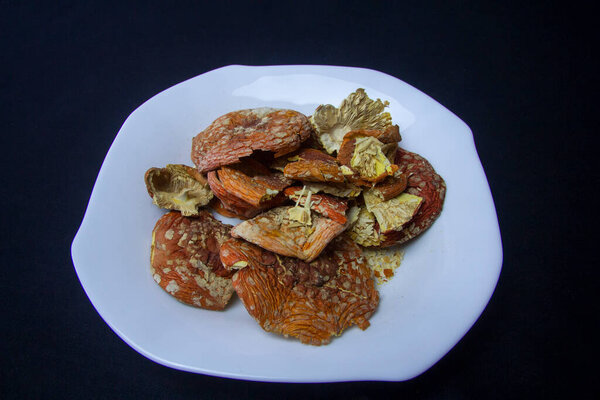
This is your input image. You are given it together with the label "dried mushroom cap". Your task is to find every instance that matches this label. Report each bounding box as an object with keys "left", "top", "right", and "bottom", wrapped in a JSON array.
[
  {"left": 230, "top": 206, "right": 346, "bottom": 262},
  {"left": 310, "top": 89, "right": 392, "bottom": 154},
  {"left": 284, "top": 186, "right": 348, "bottom": 224},
  {"left": 150, "top": 211, "right": 234, "bottom": 310},
  {"left": 145, "top": 164, "right": 213, "bottom": 216},
  {"left": 220, "top": 236, "right": 379, "bottom": 345},
  {"left": 303, "top": 182, "right": 362, "bottom": 198},
  {"left": 191, "top": 108, "right": 312, "bottom": 173},
  {"left": 206, "top": 170, "right": 286, "bottom": 219},
  {"left": 378, "top": 148, "right": 446, "bottom": 247},
  {"left": 364, "top": 192, "right": 423, "bottom": 233},
  {"left": 217, "top": 164, "right": 291, "bottom": 207}
]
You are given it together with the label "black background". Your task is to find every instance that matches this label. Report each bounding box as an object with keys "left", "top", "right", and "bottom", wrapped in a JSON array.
[{"left": 1, "top": 1, "right": 595, "bottom": 398}]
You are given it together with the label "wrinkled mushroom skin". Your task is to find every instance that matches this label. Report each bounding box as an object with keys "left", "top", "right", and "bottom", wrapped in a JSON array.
[
  {"left": 217, "top": 163, "right": 291, "bottom": 207},
  {"left": 206, "top": 171, "right": 287, "bottom": 219},
  {"left": 283, "top": 159, "right": 346, "bottom": 183}
]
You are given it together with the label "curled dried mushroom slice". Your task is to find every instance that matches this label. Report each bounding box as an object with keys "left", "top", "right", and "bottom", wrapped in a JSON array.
[
  {"left": 191, "top": 108, "right": 312, "bottom": 173},
  {"left": 336, "top": 129, "right": 400, "bottom": 183},
  {"left": 219, "top": 236, "right": 379, "bottom": 345},
  {"left": 349, "top": 147, "right": 445, "bottom": 247},
  {"left": 145, "top": 164, "right": 213, "bottom": 216},
  {"left": 217, "top": 162, "right": 291, "bottom": 207},
  {"left": 310, "top": 89, "right": 393, "bottom": 154},
  {"left": 283, "top": 149, "right": 347, "bottom": 183},
  {"left": 150, "top": 211, "right": 234, "bottom": 310},
  {"left": 230, "top": 206, "right": 346, "bottom": 262},
  {"left": 207, "top": 171, "right": 286, "bottom": 219},
  {"left": 283, "top": 159, "right": 346, "bottom": 183}
]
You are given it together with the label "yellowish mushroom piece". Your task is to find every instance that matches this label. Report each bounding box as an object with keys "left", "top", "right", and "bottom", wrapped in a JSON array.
[
  {"left": 287, "top": 186, "right": 313, "bottom": 226},
  {"left": 350, "top": 136, "right": 395, "bottom": 181},
  {"left": 363, "top": 191, "right": 423, "bottom": 233},
  {"left": 303, "top": 182, "right": 362, "bottom": 198},
  {"left": 310, "top": 88, "right": 393, "bottom": 154},
  {"left": 348, "top": 207, "right": 387, "bottom": 247},
  {"left": 145, "top": 164, "right": 213, "bottom": 216}
]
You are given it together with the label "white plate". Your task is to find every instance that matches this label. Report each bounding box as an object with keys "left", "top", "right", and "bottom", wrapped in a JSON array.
[{"left": 71, "top": 65, "right": 502, "bottom": 382}]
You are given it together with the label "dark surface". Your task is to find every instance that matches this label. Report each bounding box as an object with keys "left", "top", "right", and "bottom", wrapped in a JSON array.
[{"left": 1, "top": 1, "right": 595, "bottom": 398}]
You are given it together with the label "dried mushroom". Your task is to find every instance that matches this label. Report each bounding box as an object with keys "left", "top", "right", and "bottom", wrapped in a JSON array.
[
  {"left": 364, "top": 192, "right": 423, "bottom": 234},
  {"left": 336, "top": 128, "right": 401, "bottom": 183},
  {"left": 142, "top": 86, "right": 448, "bottom": 345},
  {"left": 191, "top": 108, "right": 312, "bottom": 173},
  {"left": 310, "top": 89, "right": 393, "bottom": 154},
  {"left": 283, "top": 159, "right": 346, "bottom": 183},
  {"left": 217, "top": 162, "right": 291, "bottom": 207},
  {"left": 349, "top": 136, "right": 398, "bottom": 182},
  {"left": 207, "top": 170, "right": 286, "bottom": 219},
  {"left": 150, "top": 211, "right": 234, "bottom": 310},
  {"left": 145, "top": 164, "right": 213, "bottom": 216},
  {"left": 219, "top": 236, "right": 379, "bottom": 345},
  {"left": 230, "top": 206, "right": 346, "bottom": 262},
  {"left": 284, "top": 186, "right": 348, "bottom": 224}
]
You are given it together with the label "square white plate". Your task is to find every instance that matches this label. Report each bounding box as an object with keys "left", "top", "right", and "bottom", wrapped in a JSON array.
[{"left": 71, "top": 65, "right": 502, "bottom": 382}]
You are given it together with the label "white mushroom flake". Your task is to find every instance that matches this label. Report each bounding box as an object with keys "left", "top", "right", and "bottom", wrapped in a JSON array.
[{"left": 166, "top": 280, "right": 180, "bottom": 294}]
